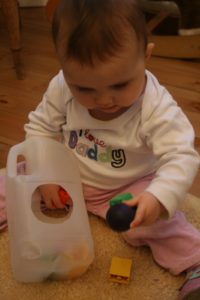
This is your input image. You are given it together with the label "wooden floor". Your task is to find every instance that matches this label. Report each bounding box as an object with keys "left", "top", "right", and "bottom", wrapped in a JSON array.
[{"left": 0, "top": 8, "right": 200, "bottom": 197}]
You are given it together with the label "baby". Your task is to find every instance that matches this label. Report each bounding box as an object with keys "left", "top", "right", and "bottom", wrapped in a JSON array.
[{"left": 24, "top": 1, "right": 200, "bottom": 299}]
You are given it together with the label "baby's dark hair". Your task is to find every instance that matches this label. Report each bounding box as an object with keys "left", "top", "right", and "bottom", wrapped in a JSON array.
[{"left": 52, "top": 0, "right": 147, "bottom": 66}]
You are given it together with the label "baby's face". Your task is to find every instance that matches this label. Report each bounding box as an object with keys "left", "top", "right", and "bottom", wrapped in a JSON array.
[{"left": 60, "top": 37, "right": 151, "bottom": 120}]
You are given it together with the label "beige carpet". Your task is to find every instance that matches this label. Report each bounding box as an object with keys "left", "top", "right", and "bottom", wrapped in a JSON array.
[{"left": 1, "top": 193, "right": 200, "bottom": 300}]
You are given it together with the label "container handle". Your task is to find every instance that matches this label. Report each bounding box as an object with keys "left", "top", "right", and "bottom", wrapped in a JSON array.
[{"left": 6, "top": 141, "right": 26, "bottom": 177}]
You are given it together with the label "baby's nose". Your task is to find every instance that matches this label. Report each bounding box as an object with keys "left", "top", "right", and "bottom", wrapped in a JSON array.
[{"left": 95, "top": 93, "right": 114, "bottom": 106}]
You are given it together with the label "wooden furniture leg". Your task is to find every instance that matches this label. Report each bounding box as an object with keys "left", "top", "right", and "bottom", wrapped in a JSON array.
[
  {"left": 1, "top": 0, "right": 24, "bottom": 79},
  {"left": 143, "top": 1, "right": 200, "bottom": 58},
  {"left": 46, "top": 0, "right": 60, "bottom": 22}
]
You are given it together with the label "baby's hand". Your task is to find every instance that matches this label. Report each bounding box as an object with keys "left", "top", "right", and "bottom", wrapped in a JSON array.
[
  {"left": 124, "top": 192, "right": 166, "bottom": 228},
  {"left": 39, "top": 184, "right": 66, "bottom": 209}
]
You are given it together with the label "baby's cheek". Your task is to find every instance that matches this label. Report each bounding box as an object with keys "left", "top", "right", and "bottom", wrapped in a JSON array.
[{"left": 77, "top": 95, "right": 95, "bottom": 108}]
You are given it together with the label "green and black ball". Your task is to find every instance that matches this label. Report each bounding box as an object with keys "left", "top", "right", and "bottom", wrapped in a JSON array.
[{"left": 106, "top": 203, "right": 137, "bottom": 232}]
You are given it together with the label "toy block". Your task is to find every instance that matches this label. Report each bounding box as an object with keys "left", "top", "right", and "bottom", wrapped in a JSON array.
[
  {"left": 58, "top": 187, "right": 71, "bottom": 205},
  {"left": 109, "top": 193, "right": 133, "bottom": 206},
  {"left": 109, "top": 256, "right": 132, "bottom": 284}
]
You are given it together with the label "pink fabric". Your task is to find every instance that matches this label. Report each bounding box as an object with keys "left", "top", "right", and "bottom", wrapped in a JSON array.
[
  {"left": 83, "top": 174, "right": 200, "bottom": 275},
  {"left": 83, "top": 173, "right": 155, "bottom": 218},
  {"left": 0, "top": 176, "right": 6, "bottom": 231}
]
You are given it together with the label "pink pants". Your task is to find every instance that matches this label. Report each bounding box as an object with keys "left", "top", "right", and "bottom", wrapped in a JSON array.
[
  {"left": 0, "top": 175, "right": 6, "bottom": 231},
  {"left": 83, "top": 174, "right": 200, "bottom": 275}
]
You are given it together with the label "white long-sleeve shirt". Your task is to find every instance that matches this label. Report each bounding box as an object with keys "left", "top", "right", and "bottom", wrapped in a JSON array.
[{"left": 24, "top": 70, "right": 200, "bottom": 218}]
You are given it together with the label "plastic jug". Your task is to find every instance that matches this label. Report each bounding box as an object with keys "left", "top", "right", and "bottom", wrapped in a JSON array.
[{"left": 6, "top": 136, "right": 94, "bottom": 282}]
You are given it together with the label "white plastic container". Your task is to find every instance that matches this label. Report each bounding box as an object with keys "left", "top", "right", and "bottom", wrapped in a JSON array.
[{"left": 6, "top": 136, "right": 94, "bottom": 282}]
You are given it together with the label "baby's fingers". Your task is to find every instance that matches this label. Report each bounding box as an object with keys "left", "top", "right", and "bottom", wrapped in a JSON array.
[
  {"left": 44, "top": 196, "right": 55, "bottom": 209},
  {"left": 124, "top": 196, "right": 139, "bottom": 208},
  {"left": 130, "top": 204, "right": 145, "bottom": 228},
  {"left": 51, "top": 192, "right": 66, "bottom": 209},
  {"left": 43, "top": 192, "right": 65, "bottom": 209}
]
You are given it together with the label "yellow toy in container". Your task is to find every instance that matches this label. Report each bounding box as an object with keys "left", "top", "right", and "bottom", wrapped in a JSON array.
[{"left": 6, "top": 136, "right": 94, "bottom": 282}]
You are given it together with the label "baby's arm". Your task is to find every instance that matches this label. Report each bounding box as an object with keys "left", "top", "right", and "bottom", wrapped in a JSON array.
[
  {"left": 140, "top": 89, "right": 199, "bottom": 218},
  {"left": 24, "top": 71, "right": 69, "bottom": 139}
]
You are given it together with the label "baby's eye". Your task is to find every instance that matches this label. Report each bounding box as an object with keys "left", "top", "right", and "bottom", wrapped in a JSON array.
[
  {"left": 112, "top": 82, "right": 129, "bottom": 90},
  {"left": 76, "top": 86, "right": 94, "bottom": 93}
]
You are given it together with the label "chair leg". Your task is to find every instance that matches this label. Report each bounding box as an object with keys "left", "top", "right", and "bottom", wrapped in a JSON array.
[
  {"left": 1, "top": 0, "right": 24, "bottom": 79},
  {"left": 147, "top": 10, "right": 170, "bottom": 34},
  {"left": 173, "top": 0, "right": 200, "bottom": 35}
]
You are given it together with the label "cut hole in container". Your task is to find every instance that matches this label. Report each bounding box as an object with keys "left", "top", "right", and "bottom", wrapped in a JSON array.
[{"left": 31, "top": 185, "right": 73, "bottom": 223}]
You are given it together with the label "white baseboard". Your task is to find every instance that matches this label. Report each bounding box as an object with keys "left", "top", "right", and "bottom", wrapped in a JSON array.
[{"left": 19, "top": 0, "right": 48, "bottom": 6}]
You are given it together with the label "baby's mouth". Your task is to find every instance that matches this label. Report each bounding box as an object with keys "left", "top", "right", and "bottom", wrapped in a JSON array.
[{"left": 98, "top": 105, "right": 119, "bottom": 112}]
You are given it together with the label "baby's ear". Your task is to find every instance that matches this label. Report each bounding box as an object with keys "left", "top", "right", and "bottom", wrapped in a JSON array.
[{"left": 145, "top": 42, "right": 155, "bottom": 61}]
